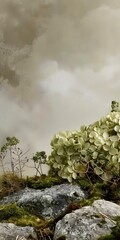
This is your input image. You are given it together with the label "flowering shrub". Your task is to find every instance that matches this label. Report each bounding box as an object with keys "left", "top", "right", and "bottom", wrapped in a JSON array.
[{"left": 47, "top": 101, "right": 120, "bottom": 182}]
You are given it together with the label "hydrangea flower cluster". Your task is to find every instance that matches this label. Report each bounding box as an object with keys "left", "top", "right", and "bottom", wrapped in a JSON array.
[{"left": 47, "top": 102, "right": 120, "bottom": 182}]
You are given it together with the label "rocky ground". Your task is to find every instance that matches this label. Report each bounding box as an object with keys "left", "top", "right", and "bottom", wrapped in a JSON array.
[{"left": 0, "top": 182, "right": 120, "bottom": 240}]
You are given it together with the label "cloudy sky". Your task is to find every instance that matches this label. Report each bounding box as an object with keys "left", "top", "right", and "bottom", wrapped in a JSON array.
[{"left": 0, "top": 0, "right": 120, "bottom": 173}]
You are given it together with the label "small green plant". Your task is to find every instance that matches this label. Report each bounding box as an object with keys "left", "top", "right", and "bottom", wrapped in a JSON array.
[{"left": 32, "top": 151, "right": 47, "bottom": 176}]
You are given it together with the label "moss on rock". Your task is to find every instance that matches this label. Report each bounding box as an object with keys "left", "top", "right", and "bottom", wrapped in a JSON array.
[
  {"left": 0, "top": 203, "right": 54, "bottom": 239},
  {"left": 26, "top": 175, "right": 66, "bottom": 189}
]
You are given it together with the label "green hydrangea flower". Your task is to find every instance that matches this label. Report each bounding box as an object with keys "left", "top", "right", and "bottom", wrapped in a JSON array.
[{"left": 47, "top": 101, "right": 120, "bottom": 182}]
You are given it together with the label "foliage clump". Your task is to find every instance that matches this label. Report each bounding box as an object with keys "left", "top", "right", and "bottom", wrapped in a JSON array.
[{"left": 47, "top": 101, "right": 120, "bottom": 183}]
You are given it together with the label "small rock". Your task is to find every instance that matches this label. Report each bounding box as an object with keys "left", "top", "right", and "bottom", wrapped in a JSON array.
[{"left": 54, "top": 199, "right": 120, "bottom": 240}]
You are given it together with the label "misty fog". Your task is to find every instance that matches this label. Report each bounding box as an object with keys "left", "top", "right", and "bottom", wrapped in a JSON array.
[{"left": 0, "top": 0, "right": 120, "bottom": 173}]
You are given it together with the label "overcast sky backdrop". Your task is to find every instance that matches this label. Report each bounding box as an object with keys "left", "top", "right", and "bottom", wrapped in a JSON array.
[{"left": 0, "top": 0, "right": 120, "bottom": 173}]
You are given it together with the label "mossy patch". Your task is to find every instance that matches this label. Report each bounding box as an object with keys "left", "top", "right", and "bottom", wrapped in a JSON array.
[
  {"left": 0, "top": 203, "right": 48, "bottom": 226},
  {"left": 26, "top": 175, "right": 66, "bottom": 189},
  {"left": 0, "top": 203, "right": 43, "bottom": 225},
  {"left": 98, "top": 235, "right": 116, "bottom": 240},
  {"left": 0, "top": 203, "right": 54, "bottom": 239},
  {"left": 0, "top": 203, "right": 27, "bottom": 221}
]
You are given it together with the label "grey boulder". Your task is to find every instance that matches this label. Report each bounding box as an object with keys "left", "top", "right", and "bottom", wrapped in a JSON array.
[
  {"left": 0, "top": 223, "right": 37, "bottom": 240},
  {"left": 0, "top": 184, "right": 85, "bottom": 220},
  {"left": 18, "top": 184, "right": 85, "bottom": 219},
  {"left": 54, "top": 199, "right": 120, "bottom": 240}
]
